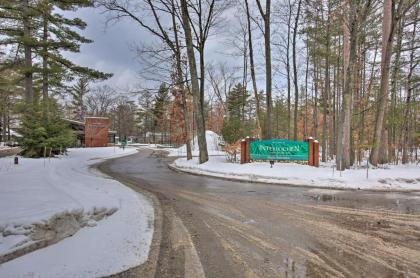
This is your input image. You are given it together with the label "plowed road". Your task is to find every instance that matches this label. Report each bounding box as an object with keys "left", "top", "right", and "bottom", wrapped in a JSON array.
[{"left": 99, "top": 149, "right": 420, "bottom": 278}]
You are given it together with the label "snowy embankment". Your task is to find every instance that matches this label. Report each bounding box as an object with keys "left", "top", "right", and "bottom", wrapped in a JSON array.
[
  {"left": 0, "top": 147, "right": 154, "bottom": 277},
  {"left": 167, "top": 130, "right": 225, "bottom": 157},
  {"left": 0, "top": 146, "right": 20, "bottom": 158},
  {"left": 172, "top": 156, "right": 420, "bottom": 191}
]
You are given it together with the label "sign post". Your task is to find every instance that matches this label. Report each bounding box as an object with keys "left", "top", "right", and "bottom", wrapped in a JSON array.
[
  {"left": 313, "top": 140, "right": 319, "bottom": 167},
  {"left": 306, "top": 137, "right": 314, "bottom": 166},
  {"left": 240, "top": 139, "right": 247, "bottom": 164}
]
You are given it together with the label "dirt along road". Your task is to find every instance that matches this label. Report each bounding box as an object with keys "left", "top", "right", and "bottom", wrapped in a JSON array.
[{"left": 99, "top": 149, "right": 420, "bottom": 278}]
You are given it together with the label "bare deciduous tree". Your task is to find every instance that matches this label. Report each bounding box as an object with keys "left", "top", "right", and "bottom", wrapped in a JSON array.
[
  {"left": 244, "top": 0, "right": 262, "bottom": 138},
  {"left": 256, "top": 0, "right": 273, "bottom": 139},
  {"left": 86, "top": 85, "right": 118, "bottom": 117},
  {"left": 97, "top": 0, "right": 194, "bottom": 159},
  {"left": 180, "top": 0, "right": 208, "bottom": 163}
]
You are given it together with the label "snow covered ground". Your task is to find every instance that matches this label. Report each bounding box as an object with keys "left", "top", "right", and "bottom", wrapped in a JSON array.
[
  {"left": 0, "top": 147, "right": 154, "bottom": 277},
  {"left": 172, "top": 156, "right": 420, "bottom": 191},
  {"left": 167, "top": 130, "right": 225, "bottom": 157}
]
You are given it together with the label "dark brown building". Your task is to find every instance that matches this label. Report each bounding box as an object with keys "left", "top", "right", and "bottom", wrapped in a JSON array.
[{"left": 66, "top": 117, "right": 116, "bottom": 147}]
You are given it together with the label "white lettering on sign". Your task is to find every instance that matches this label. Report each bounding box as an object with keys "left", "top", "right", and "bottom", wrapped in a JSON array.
[{"left": 257, "top": 145, "right": 302, "bottom": 152}]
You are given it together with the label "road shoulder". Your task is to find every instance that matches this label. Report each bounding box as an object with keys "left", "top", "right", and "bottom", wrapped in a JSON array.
[
  {"left": 170, "top": 157, "right": 420, "bottom": 192},
  {"left": 98, "top": 153, "right": 205, "bottom": 278}
]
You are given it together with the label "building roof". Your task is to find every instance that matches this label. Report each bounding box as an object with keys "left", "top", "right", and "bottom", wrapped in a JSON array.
[{"left": 63, "top": 118, "right": 84, "bottom": 126}]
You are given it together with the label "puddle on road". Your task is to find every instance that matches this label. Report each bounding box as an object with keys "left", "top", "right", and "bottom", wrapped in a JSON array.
[
  {"left": 303, "top": 189, "right": 420, "bottom": 215},
  {"left": 304, "top": 189, "right": 343, "bottom": 202},
  {"left": 309, "top": 194, "right": 340, "bottom": 202}
]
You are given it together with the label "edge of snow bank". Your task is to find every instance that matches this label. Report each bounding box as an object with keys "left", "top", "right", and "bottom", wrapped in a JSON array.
[
  {"left": 169, "top": 162, "right": 420, "bottom": 193},
  {"left": 95, "top": 155, "right": 164, "bottom": 278},
  {"left": 0, "top": 208, "right": 117, "bottom": 264},
  {"left": 0, "top": 148, "right": 155, "bottom": 278}
]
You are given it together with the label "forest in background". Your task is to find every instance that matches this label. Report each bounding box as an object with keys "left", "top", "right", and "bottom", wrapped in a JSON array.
[{"left": 0, "top": 0, "right": 418, "bottom": 169}]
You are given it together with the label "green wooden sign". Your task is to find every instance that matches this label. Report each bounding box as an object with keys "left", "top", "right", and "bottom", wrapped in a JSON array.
[{"left": 250, "top": 139, "right": 309, "bottom": 161}]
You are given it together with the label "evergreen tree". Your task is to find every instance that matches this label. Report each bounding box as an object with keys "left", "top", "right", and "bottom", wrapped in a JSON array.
[
  {"left": 70, "top": 77, "right": 90, "bottom": 120},
  {"left": 19, "top": 104, "right": 47, "bottom": 157},
  {"left": 0, "top": 64, "right": 21, "bottom": 143},
  {"left": 19, "top": 95, "right": 75, "bottom": 157},
  {"left": 222, "top": 83, "right": 250, "bottom": 144},
  {"left": 1, "top": 0, "right": 109, "bottom": 157},
  {"left": 137, "top": 90, "right": 155, "bottom": 139},
  {"left": 152, "top": 83, "right": 170, "bottom": 129},
  {"left": 0, "top": 0, "right": 39, "bottom": 104},
  {"left": 36, "top": 0, "right": 112, "bottom": 93},
  {"left": 0, "top": 0, "right": 111, "bottom": 105}
]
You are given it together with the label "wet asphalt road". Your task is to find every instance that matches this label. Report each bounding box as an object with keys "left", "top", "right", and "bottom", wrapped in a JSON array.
[{"left": 101, "top": 149, "right": 420, "bottom": 278}]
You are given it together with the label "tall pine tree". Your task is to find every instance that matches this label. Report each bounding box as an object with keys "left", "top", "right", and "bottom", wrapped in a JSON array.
[{"left": 0, "top": 0, "right": 111, "bottom": 157}]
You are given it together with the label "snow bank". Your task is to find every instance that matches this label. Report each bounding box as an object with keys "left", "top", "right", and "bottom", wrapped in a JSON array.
[
  {"left": 168, "top": 130, "right": 225, "bottom": 157},
  {"left": 0, "top": 147, "right": 20, "bottom": 158},
  {"left": 0, "top": 147, "right": 154, "bottom": 277},
  {"left": 173, "top": 156, "right": 420, "bottom": 190}
]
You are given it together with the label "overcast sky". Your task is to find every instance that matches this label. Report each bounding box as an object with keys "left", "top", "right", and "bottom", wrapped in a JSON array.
[
  {"left": 63, "top": 7, "right": 146, "bottom": 93},
  {"left": 63, "top": 4, "right": 294, "bottom": 98},
  {"left": 63, "top": 6, "right": 241, "bottom": 94}
]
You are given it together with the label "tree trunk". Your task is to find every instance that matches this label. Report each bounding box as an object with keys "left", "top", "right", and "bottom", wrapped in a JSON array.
[
  {"left": 313, "top": 66, "right": 318, "bottom": 139},
  {"left": 325, "top": 4, "right": 333, "bottom": 161},
  {"left": 180, "top": 0, "right": 208, "bottom": 163},
  {"left": 42, "top": 7, "right": 49, "bottom": 120},
  {"left": 332, "top": 63, "right": 337, "bottom": 160},
  {"left": 256, "top": 0, "right": 272, "bottom": 139},
  {"left": 304, "top": 33, "right": 309, "bottom": 139},
  {"left": 334, "top": 35, "right": 342, "bottom": 159},
  {"left": 199, "top": 49, "right": 205, "bottom": 112},
  {"left": 1, "top": 95, "right": 6, "bottom": 143},
  {"left": 337, "top": 0, "right": 356, "bottom": 170},
  {"left": 322, "top": 12, "right": 331, "bottom": 162},
  {"left": 358, "top": 49, "right": 366, "bottom": 164},
  {"left": 244, "top": 0, "right": 262, "bottom": 139},
  {"left": 171, "top": 1, "right": 192, "bottom": 160},
  {"left": 370, "top": 0, "right": 395, "bottom": 166},
  {"left": 311, "top": 14, "right": 319, "bottom": 139},
  {"left": 286, "top": 0, "right": 292, "bottom": 139},
  {"left": 292, "top": 0, "right": 302, "bottom": 141},
  {"left": 22, "top": 0, "right": 33, "bottom": 105},
  {"left": 264, "top": 0, "right": 273, "bottom": 139},
  {"left": 389, "top": 17, "right": 404, "bottom": 163},
  {"left": 402, "top": 8, "right": 417, "bottom": 164}
]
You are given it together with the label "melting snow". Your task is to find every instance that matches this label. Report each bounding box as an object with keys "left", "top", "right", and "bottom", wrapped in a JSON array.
[{"left": 0, "top": 147, "right": 153, "bottom": 277}]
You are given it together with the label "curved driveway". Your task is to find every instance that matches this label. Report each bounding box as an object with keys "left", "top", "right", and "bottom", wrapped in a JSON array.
[{"left": 100, "top": 149, "right": 420, "bottom": 278}]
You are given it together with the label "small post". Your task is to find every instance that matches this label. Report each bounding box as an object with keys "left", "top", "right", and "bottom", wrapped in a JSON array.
[
  {"left": 43, "top": 146, "right": 47, "bottom": 167},
  {"left": 366, "top": 150, "right": 369, "bottom": 179},
  {"left": 313, "top": 140, "right": 319, "bottom": 167},
  {"left": 339, "top": 160, "right": 342, "bottom": 177},
  {"left": 307, "top": 137, "right": 314, "bottom": 166},
  {"left": 245, "top": 137, "right": 254, "bottom": 163},
  {"left": 240, "top": 139, "right": 247, "bottom": 164},
  {"left": 14, "top": 156, "right": 18, "bottom": 165}
]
